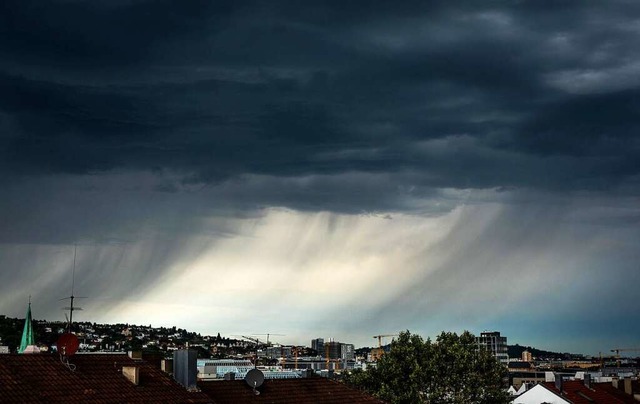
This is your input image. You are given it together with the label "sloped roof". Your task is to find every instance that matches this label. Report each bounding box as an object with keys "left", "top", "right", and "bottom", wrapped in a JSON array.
[
  {"left": 598, "top": 381, "right": 640, "bottom": 398},
  {"left": 508, "top": 362, "right": 532, "bottom": 369},
  {"left": 197, "top": 378, "right": 385, "bottom": 404},
  {"left": 0, "top": 353, "right": 212, "bottom": 403},
  {"left": 542, "top": 380, "right": 636, "bottom": 404},
  {"left": 511, "top": 383, "right": 571, "bottom": 404}
]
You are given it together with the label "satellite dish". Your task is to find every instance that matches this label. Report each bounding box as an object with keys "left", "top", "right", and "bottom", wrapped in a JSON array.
[
  {"left": 245, "top": 368, "right": 264, "bottom": 390},
  {"left": 57, "top": 333, "right": 79, "bottom": 357}
]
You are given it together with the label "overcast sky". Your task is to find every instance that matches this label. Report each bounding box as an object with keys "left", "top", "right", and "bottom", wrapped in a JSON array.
[{"left": 1, "top": 0, "right": 639, "bottom": 354}]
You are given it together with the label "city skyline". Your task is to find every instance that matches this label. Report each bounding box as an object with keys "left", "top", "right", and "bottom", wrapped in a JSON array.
[
  {"left": 1, "top": 1, "right": 639, "bottom": 355},
  {"left": 0, "top": 311, "right": 598, "bottom": 359}
]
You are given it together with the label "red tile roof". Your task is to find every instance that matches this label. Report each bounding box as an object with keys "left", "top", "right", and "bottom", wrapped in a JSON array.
[
  {"left": 598, "top": 382, "right": 640, "bottom": 401},
  {"left": 0, "top": 353, "right": 212, "bottom": 404},
  {"left": 197, "top": 378, "right": 385, "bottom": 404},
  {"left": 543, "top": 380, "right": 636, "bottom": 404}
]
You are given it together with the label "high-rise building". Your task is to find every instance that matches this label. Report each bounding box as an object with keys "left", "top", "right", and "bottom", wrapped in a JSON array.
[
  {"left": 476, "top": 331, "right": 509, "bottom": 364},
  {"left": 326, "top": 341, "right": 341, "bottom": 359},
  {"left": 522, "top": 350, "right": 532, "bottom": 362},
  {"left": 311, "top": 338, "right": 324, "bottom": 355},
  {"left": 341, "top": 343, "right": 355, "bottom": 361}
]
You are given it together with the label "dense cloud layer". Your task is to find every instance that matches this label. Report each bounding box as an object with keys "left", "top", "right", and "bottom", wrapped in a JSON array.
[
  {"left": 1, "top": 1, "right": 639, "bottom": 351},
  {"left": 2, "top": 0, "right": 639, "bottom": 195}
]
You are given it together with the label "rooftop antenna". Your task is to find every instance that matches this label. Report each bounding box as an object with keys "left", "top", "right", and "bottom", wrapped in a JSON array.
[
  {"left": 59, "top": 244, "right": 87, "bottom": 333},
  {"left": 57, "top": 331, "right": 79, "bottom": 371},
  {"left": 245, "top": 368, "right": 264, "bottom": 395}
]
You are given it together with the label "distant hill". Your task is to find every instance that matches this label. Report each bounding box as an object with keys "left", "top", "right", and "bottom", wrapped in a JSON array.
[{"left": 508, "top": 343, "right": 585, "bottom": 361}]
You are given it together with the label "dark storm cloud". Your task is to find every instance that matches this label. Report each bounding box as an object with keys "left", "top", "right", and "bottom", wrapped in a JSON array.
[
  {"left": 0, "top": 0, "right": 233, "bottom": 66},
  {"left": 3, "top": 2, "right": 640, "bottom": 353},
  {"left": 2, "top": 0, "right": 640, "bottom": 206},
  {"left": 519, "top": 89, "right": 640, "bottom": 157}
]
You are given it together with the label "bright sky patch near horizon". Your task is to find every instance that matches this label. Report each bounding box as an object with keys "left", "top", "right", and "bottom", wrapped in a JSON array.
[{"left": 1, "top": 1, "right": 639, "bottom": 354}]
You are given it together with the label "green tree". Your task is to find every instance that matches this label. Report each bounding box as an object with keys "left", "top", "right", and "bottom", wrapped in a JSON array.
[{"left": 344, "top": 330, "right": 509, "bottom": 404}]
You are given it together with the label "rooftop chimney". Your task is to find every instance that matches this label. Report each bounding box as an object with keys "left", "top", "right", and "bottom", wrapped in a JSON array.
[
  {"left": 583, "top": 374, "right": 591, "bottom": 389},
  {"left": 122, "top": 366, "right": 140, "bottom": 385},
  {"left": 173, "top": 349, "right": 197, "bottom": 388},
  {"left": 161, "top": 359, "right": 173, "bottom": 374},
  {"left": 623, "top": 378, "right": 632, "bottom": 395},
  {"left": 554, "top": 373, "right": 563, "bottom": 392},
  {"left": 128, "top": 351, "right": 142, "bottom": 360}
]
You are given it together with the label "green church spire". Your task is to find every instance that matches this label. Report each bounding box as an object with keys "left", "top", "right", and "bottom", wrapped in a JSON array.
[{"left": 18, "top": 297, "right": 35, "bottom": 353}]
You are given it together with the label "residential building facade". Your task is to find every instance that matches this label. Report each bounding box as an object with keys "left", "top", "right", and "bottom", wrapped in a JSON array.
[{"left": 477, "top": 331, "right": 509, "bottom": 364}]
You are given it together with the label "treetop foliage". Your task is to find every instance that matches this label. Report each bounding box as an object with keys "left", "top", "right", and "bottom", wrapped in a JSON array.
[{"left": 344, "top": 330, "right": 510, "bottom": 404}]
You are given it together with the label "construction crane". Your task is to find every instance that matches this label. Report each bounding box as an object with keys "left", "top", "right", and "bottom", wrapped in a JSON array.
[
  {"left": 611, "top": 348, "right": 640, "bottom": 356},
  {"left": 232, "top": 336, "right": 265, "bottom": 368},
  {"left": 326, "top": 343, "right": 332, "bottom": 370},
  {"left": 611, "top": 348, "right": 640, "bottom": 367},
  {"left": 372, "top": 334, "right": 398, "bottom": 361},
  {"left": 231, "top": 335, "right": 263, "bottom": 347},
  {"left": 251, "top": 333, "right": 285, "bottom": 346},
  {"left": 374, "top": 334, "right": 398, "bottom": 348},
  {"left": 291, "top": 346, "right": 302, "bottom": 370},
  {"left": 239, "top": 335, "right": 262, "bottom": 345}
]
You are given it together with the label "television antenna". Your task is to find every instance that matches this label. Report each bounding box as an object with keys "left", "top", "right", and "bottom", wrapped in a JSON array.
[{"left": 59, "top": 244, "right": 87, "bottom": 333}]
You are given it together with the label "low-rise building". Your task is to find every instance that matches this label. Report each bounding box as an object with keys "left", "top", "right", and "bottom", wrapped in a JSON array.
[
  {"left": 196, "top": 359, "right": 306, "bottom": 380},
  {"left": 512, "top": 372, "right": 639, "bottom": 404}
]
